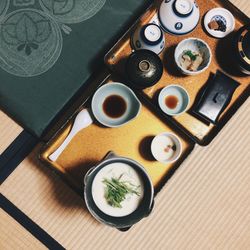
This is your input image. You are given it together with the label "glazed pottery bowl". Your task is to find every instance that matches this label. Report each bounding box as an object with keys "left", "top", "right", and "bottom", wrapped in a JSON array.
[
  {"left": 84, "top": 152, "right": 154, "bottom": 229},
  {"left": 174, "top": 38, "right": 212, "bottom": 75},
  {"left": 151, "top": 132, "right": 182, "bottom": 163},
  {"left": 91, "top": 82, "right": 141, "bottom": 127}
]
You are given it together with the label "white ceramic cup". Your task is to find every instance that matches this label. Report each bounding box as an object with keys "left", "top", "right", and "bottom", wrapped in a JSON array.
[{"left": 151, "top": 132, "right": 182, "bottom": 163}]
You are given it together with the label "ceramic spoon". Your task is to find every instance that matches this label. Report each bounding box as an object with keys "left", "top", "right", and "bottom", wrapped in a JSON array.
[{"left": 49, "top": 109, "right": 93, "bottom": 162}]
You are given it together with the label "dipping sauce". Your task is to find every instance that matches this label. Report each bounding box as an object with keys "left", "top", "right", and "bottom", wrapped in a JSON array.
[
  {"left": 103, "top": 95, "right": 127, "bottom": 118},
  {"left": 165, "top": 95, "right": 179, "bottom": 109},
  {"left": 92, "top": 163, "right": 144, "bottom": 217}
]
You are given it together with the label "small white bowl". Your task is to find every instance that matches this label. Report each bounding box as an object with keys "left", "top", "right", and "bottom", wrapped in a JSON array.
[
  {"left": 204, "top": 8, "right": 235, "bottom": 38},
  {"left": 174, "top": 38, "right": 212, "bottom": 75},
  {"left": 151, "top": 132, "right": 182, "bottom": 164},
  {"left": 132, "top": 23, "right": 165, "bottom": 55},
  {"left": 158, "top": 84, "right": 190, "bottom": 116}
]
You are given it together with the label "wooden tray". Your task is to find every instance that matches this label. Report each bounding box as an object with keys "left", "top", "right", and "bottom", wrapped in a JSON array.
[
  {"left": 104, "top": 0, "right": 250, "bottom": 145},
  {"left": 40, "top": 75, "right": 195, "bottom": 194}
]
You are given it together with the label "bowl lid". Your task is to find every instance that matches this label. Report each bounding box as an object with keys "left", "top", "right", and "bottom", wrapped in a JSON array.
[
  {"left": 126, "top": 50, "right": 163, "bottom": 89},
  {"left": 158, "top": 0, "right": 200, "bottom": 35},
  {"left": 140, "top": 23, "right": 163, "bottom": 46},
  {"left": 237, "top": 25, "right": 250, "bottom": 67}
]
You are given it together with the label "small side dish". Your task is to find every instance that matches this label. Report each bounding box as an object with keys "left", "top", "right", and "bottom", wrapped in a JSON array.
[
  {"left": 158, "top": 85, "right": 190, "bottom": 116},
  {"left": 151, "top": 132, "right": 182, "bottom": 163},
  {"left": 175, "top": 38, "right": 212, "bottom": 75},
  {"left": 180, "top": 50, "right": 204, "bottom": 71},
  {"left": 204, "top": 8, "right": 235, "bottom": 38},
  {"left": 92, "top": 162, "right": 144, "bottom": 217}
]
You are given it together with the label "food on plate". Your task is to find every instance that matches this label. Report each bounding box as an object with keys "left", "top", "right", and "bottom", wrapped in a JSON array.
[
  {"left": 180, "top": 50, "right": 204, "bottom": 71},
  {"left": 208, "top": 18, "right": 227, "bottom": 32},
  {"left": 92, "top": 162, "right": 144, "bottom": 217},
  {"left": 152, "top": 134, "right": 177, "bottom": 162}
]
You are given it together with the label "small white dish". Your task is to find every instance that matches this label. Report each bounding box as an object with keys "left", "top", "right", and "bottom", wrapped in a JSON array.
[
  {"left": 91, "top": 82, "right": 141, "bottom": 128},
  {"left": 204, "top": 8, "right": 235, "bottom": 38},
  {"left": 132, "top": 23, "right": 165, "bottom": 54},
  {"left": 151, "top": 132, "right": 182, "bottom": 163},
  {"left": 174, "top": 38, "right": 212, "bottom": 75},
  {"left": 158, "top": 0, "right": 200, "bottom": 35},
  {"left": 158, "top": 84, "right": 190, "bottom": 116}
]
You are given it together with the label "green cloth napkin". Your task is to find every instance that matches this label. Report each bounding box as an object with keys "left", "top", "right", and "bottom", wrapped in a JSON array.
[{"left": 0, "top": 0, "right": 151, "bottom": 137}]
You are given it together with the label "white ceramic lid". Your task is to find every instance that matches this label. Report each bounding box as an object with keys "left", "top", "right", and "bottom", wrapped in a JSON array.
[
  {"left": 204, "top": 8, "right": 235, "bottom": 38},
  {"left": 159, "top": 0, "right": 200, "bottom": 35},
  {"left": 144, "top": 24, "right": 162, "bottom": 42}
]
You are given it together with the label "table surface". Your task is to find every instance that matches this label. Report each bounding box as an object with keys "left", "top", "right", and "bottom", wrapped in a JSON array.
[{"left": 0, "top": 1, "right": 249, "bottom": 249}]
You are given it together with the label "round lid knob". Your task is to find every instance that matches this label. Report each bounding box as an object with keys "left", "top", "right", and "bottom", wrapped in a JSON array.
[{"left": 174, "top": 0, "right": 193, "bottom": 15}]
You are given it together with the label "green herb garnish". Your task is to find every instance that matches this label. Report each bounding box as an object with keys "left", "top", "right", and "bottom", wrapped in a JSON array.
[
  {"left": 184, "top": 50, "right": 197, "bottom": 61},
  {"left": 103, "top": 176, "right": 140, "bottom": 208}
]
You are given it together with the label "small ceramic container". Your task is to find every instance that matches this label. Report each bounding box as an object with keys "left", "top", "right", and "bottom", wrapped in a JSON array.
[
  {"left": 151, "top": 132, "right": 182, "bottom": 163},
  {"left": 174, "top": 38, "right": 212, "bottom": 75},
  {"left": 158, "top": 0, "right": 200, "bottom": 35},
  {"left": 132, "top": 23, "right": 165, "bottom": 54},
  {"left": 158, "top": 84, "right": 190, "bottom": 116},
  {"left": 126, "top": 49, "right": 163, "bottom": 89},
  {"left": 204, "top": 8, "right": 235, "bottom": 38},
  {"left": 91, "top": 82, "right": 141, "bottom": 127}
]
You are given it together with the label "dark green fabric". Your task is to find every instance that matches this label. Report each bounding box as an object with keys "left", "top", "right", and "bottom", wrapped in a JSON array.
[{"left": 0, "top": 0, "right": 151, "bottom": 137}]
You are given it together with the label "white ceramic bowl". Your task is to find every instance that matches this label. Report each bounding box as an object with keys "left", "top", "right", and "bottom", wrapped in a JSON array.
[
  {"left": 158, "top": 84, "right": 190, "bottom": 116},
  {"left": 158, "top": 0, "right": 200, "bottom": 35},
  {"left": 174, "top": 38, "right": 212, "bottom": 75},
  {"left": 91, "top": 82, "right": 141, "bottom": 127},
  {"left": 204, "top": 8, "right": 235, "bottom": 38},
  {"left": 151, "top": 132, "right": 182, "bottom": 163},
  {"left": 132, "top": 23, "right": 165, "bottom": 55}
]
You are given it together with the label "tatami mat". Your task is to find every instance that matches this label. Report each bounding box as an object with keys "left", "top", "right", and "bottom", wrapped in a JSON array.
[
  {"left": 0, "top": 111, "right": 22, "bottom": 155},
  {"left": 1, "top": 98, "right": 249, "bottom": 250},
  {"left": 0, "top": 209, "right": 46, "bottom": 250}
]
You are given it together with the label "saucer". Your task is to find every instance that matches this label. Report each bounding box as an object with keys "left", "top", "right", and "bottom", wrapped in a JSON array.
[
  {"left": 204, "top": 8, "right": 235, "bottom": 38},
  {"left": 158, "top": 84, "right": 190, "bottom": 116}
]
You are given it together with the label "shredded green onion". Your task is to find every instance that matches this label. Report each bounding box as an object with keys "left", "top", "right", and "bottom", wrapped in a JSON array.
[{"left": 103, "top": 176, "right": 140, "bottom": 208}]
